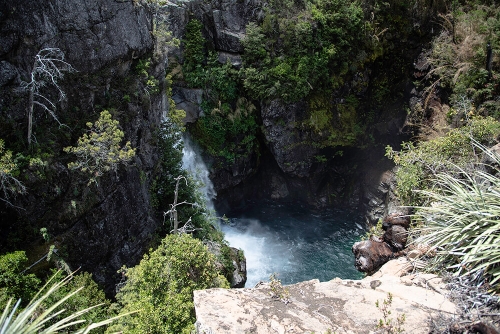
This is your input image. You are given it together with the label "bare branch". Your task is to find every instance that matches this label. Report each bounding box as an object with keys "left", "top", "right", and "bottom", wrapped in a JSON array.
[{"left": 22, "top": 48, "right": 76, "bottom": 144}]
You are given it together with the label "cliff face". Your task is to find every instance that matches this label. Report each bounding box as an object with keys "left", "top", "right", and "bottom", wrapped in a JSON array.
[
  {"left": 0, "top": 0, "right": 431, "bottom": 294},
  {"left": 160, "top": 0, "right": 426, "bottom": 220},
  {"left": 0, "top": 0, "right": 162, "bottom": 293}
]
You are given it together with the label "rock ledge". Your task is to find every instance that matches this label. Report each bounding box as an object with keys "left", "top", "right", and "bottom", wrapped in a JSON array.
[{"left": 194, "top": 258, "right": 456, "bottom": 333}]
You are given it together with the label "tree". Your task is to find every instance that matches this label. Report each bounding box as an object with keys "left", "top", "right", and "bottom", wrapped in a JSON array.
[
  {"left": 111, "top": 234, "right": 229, "bottom": 334},
  {"left": 21, "top": 48, "right": 75, "bottom": 144},
  {"left": 0, "top": 251, "right": 41, "bottom": 310},
  {"left": 0, "top": 139, "right": 26, "bottom": 207},
  {"left": 64, "top": 110, "right": 136, "bottom": 185}
]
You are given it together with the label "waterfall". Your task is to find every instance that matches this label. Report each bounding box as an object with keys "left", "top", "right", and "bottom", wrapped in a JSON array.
[
  {"left": 181, "top": 136, "right": 216, "bottom": 211},
  {"left": 180, "top": 135, "right": 365, "bottom": 288}
]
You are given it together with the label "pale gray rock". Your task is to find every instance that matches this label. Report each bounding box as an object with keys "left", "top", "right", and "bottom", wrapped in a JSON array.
[{"left": 194, "top": 258, "right": 456, "bottom": 334}]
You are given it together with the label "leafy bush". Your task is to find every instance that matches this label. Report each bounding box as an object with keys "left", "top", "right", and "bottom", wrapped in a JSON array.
[
  {"left": 386, "top": 116, "right": 500, "bottom": 204},
  {"left": 0, "top": 139, "right": 26, "bottom": 204},
  {"left": 64, "top": 110, "right": 136, "bottom": 185},
  {"left": 0, "top": 251, "right": 41, "bottom": 310},
  {"left": 43, "top": 271, "right": 115, "bottom": 334},
  {"left": 413, "top": 143, "right": 500, "bottom": 290},
  {"left": 111, "top": 234, "right": 229, "bottom": 334},
  {"left": 0, "top": 271, "right": 130, "bottom": 334},
  {"left": 190, "top": 97, "right": 258, "bottom": 162}
]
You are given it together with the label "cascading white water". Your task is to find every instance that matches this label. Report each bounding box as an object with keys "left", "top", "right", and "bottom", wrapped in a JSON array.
[{"left": 181, "top": 136, "right": 217, "bottom": 212}]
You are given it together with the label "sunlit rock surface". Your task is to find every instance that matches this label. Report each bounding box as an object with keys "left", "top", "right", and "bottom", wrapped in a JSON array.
[{"left": 194, "top": 258, "right": 456, "bottom": 333}]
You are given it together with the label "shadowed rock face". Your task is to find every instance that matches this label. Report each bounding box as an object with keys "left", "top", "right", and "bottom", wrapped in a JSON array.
[
  {"left": 0, "top": 0, "right": 158, "bottom": 294},
  {"left": 194, "top": 258, "right": 457, "bottom": 334}
]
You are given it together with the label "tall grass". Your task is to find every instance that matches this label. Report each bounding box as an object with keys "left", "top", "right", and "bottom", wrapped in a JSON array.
[
  {"left": 0, "top": 272, "right": 134, "bottom": 334},
  {"left": 413, "top": 143, "right": 500, "bottom": 289}
]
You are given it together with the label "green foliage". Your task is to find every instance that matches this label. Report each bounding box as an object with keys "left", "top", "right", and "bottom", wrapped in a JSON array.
[
  {"left": 361, "top": 218, "right": 384, "bottom": 241},
  {"left": 0, "top": 271, "right": 132, "bottom": 334},
  {"left": 0, "top": 251, "right": 41, "bottom": 310},
  {"left": 268, "top": 273, "right": 290, "bottom": 304},
  {"left": 191, "top": 97, "right": 259, "bottom": 162},
  {"left": 43, "top": 271, "right": 114, "bottom": 334},
  {"left": 426, "top": 3, "right": 500, "bottom": 111},
  {"left": 183, "top": 19, "right": 205, "bottom": 87},
  {"left": 64, "top": 110, "right": 136, "bottom": 185},
  {"left": 0, "top": 139, "right": 26, "bottom": 203},
  {"left": 386, "top": 117, "right": 500, "bottom": 204},
  {"left": 112, "top": 234, "right": 229, "bottom": 333},
  {"left": 375, "top": 292, "right": 406, "bottom": 333},
  {"left": 150, "top": 119, "right": 224, "bottom": 241},
  {"left": 241, "top": 0, "right": 364, "bottom": 102}
]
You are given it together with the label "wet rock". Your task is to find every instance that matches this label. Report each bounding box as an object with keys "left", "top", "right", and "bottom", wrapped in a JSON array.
[
  {"left": 172, "top": 87, "right": 204, "bottom": 123},
  {"left": 261, "top": 99, "right": 318, "bottom": 178},
  {"left": 383, "top": 225, "right": 408, "bottom": 251},
  {"left": 229, "top": 247, "right": 247, "bottom": 288},
  {"left": 382, "top": 212, "right": 411, "bottom": 230}
]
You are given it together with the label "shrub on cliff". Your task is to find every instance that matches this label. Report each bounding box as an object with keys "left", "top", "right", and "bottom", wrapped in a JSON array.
[
  {"left": 64, "top": 110, "right": 136, "bottom": 185},
  {"left": 386, "top": 116, "right": 500, "bottom": 205},
  {"left": 110, "top": 234, "right": 229, "bottom": 334},
  {"left": 0, "top": 271, "right": 130, "bottom": 334}
]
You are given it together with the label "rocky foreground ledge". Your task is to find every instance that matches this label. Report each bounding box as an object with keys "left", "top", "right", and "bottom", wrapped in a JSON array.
[{"left": 194, "top": 258, "right": 456, "bottom": 333}]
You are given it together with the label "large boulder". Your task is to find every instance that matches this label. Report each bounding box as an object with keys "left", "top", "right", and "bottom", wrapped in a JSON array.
[{"left": 353, "top": 213, "right": 410, "bottom": 274}]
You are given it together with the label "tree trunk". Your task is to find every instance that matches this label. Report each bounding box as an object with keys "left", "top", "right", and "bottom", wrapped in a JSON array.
[{"left": 28, "top": 88, "right": 33, "bottom": 145}]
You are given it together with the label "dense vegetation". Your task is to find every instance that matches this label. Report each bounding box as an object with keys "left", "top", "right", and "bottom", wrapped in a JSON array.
[
  {"left": 385, "top": 1, "right": 500, "bottom": 290},
  {"left": 179, "top": 0, "right": 448, "bottom": 158}
]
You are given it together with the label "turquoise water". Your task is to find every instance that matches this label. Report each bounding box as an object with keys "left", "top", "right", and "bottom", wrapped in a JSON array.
[{"left": 221, "top": 201, "right": 365, "bottom": 288}]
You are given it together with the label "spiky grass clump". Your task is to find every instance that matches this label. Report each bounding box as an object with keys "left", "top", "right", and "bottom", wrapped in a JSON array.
[
  {"left": 413, "top": 145, "right": 500, "bottom": 290},
  {"left": 0, "top": 272, "right": 133, "bottom": 334}
]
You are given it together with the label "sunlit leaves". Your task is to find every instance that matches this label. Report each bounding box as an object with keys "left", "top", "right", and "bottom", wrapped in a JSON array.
[
  {"left": 64, "top": 110, "right": 136, "bottom": 185},
  {"left": 112, "top": 234, "right": 228, "bottom": 333},
  {"left": 414, "top": 143, "right": 500, "bottom": 290}
]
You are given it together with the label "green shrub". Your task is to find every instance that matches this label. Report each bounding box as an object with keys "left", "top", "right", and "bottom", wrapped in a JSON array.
[
  {"left": 111, "top": 234, "right": 229, "bottom": 334},
  {"left": 386, "top": 116, "right": 500, "bottom": 204},
  {"left": 64, "top": 110, "right": 136, "bottom": 185},
  {"left": 0, "top": 251, "right": 41, "bottom": 309},
  {"left": 0, "top": 271, "right": 131, "bottom": 334}
]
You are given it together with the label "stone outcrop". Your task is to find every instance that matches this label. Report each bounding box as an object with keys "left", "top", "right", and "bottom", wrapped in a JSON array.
[
  {"left": 352, "top": 213, "right": 410, "bottom": 274},
  {"left": 194, "top": 257, "right": 457, "bottom": 333},
  {"left": 261, "top": 99, "right": 318, "bottom": 178}
]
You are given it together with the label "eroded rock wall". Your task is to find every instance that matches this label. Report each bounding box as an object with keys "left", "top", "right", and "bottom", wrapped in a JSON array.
[{"left": 0, "top": 0, "right": 161, "bottom": 294}]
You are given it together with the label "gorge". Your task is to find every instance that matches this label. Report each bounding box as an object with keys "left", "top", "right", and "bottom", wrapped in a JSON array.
[{"left": 1, "top": 0, "right": 499, "bottom": 332}]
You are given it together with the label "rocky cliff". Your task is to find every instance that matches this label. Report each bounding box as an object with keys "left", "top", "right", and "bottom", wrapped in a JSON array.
[
  {"left": 0, "top": 0, "right": 161, "bottom": 293},
  {"left": 0, "top": 0, "right": 435, "bottom": 295},
  {"left": 161, "top": 0, "right": 430, "bottom": 223}
]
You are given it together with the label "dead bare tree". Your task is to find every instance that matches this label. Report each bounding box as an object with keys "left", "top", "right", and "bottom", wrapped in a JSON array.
[
  {"left": 21, "top": 48, "right": 75, "bottom": 144},
  {"left": 163, "top": 175, "right": 200, "bottom": 234}
]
